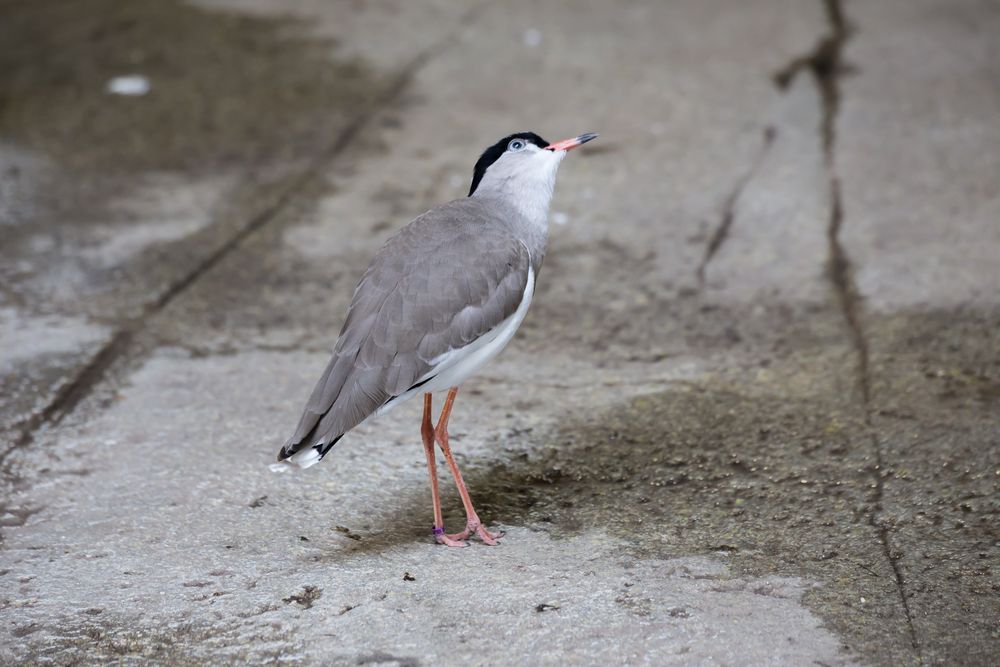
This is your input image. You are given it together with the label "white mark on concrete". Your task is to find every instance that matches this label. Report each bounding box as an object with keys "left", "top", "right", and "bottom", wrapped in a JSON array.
[{"left": 106, "top": 75, "right": 150, "bottom": 97}]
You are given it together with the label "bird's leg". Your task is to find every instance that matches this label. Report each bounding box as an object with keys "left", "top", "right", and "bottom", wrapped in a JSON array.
[
  {"left": 421, "top": 393, "right": 465, "bottom": 547},
  {"left": 434, "top": 387, "right": 503, "bottom": 545}
]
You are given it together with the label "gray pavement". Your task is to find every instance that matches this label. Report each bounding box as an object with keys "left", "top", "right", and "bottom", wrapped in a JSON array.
[{"left": 1, "top": 0, "right": 998, "bottom": 665}]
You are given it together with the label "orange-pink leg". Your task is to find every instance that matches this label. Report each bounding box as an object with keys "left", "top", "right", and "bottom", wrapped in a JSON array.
[
  {"left": 434, "top": 387, "right": 503, "bottom": 545},
  {"left": 421, "top": 394, "right": 465, "bottom": 547}
]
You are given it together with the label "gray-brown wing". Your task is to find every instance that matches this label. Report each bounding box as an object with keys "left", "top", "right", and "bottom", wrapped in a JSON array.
[{"left": 278, "top": 200, "right": 530, "bottom": 461}]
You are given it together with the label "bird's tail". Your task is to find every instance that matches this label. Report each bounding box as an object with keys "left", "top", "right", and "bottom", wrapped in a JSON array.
[{"left": 269, "top": 435, "right": 343, "bottom": 473}]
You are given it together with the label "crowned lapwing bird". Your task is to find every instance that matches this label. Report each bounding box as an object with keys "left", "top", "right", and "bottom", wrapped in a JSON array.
[{"left": 275, "top": 131, "right": 598, "bottom": 546}]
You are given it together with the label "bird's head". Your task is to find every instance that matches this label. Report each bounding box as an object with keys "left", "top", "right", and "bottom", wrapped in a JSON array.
[{"left": 468, "top": 131, "right": 598, "bottom": 198}]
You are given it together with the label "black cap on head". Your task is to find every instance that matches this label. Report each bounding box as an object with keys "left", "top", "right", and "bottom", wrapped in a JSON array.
[{"left": 468, "top": 131, "right": 548, "bottom": 196}]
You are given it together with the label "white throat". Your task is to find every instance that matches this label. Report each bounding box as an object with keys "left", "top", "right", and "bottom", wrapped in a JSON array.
[{"left": 472, "top": 149, "right": 565, "bottom": 229}]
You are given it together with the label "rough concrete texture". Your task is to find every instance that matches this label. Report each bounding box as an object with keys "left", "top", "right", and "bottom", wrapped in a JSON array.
[{"left": 1, "top": 0, "right": 997, "bottom": 665}]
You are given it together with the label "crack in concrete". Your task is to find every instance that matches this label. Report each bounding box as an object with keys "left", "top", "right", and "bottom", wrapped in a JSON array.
[
  {"left": 696, "top": 126, "right": 776, "bottom": 285},
  {"left": 826, "top": 176, "right": 870, "bottom": 406},
  {"left": 775, "top": 1, "right": 922, "bottom": 660},
  {"left": 773, "top": 0, "right": 847, "bottom": 158},
  {"left": 4, "top": 329, "right": 132, "bottom": 463},
  {"left": 0, "top": 3, "right": 490, "bottom": 475}
]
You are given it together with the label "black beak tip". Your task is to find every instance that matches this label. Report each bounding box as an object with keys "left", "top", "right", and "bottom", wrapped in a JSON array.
[{"left": 577, "top": 132, "right": 599, "bottom": 145}]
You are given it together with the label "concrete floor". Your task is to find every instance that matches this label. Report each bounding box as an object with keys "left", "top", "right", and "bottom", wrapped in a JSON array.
[{"left": 1, "top": 0, "right": 998, "bottom": 664}]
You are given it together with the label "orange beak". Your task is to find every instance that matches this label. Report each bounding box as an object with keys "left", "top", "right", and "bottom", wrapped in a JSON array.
[{"left": 545, "top": 132, "right": 599, "bottom": 152}]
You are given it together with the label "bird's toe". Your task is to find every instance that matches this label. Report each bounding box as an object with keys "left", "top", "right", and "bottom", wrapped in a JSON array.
[{"left": 435, "top": 532, "right": 468, "bottom": 548}]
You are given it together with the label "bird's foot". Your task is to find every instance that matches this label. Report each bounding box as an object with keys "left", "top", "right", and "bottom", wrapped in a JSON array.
[
  {"left": 433, "top": 526, "right": 468, "bottom": 548},
  {"left": 446, "top": 520, "right": 504, "bottom": 546}
]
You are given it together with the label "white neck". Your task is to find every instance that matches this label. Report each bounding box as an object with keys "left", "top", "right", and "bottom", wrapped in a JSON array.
[
  {"left": 481, "top": 176, "right": 554, "bottom": 228},
  {"left": 471, "top": 148, "right": 565, "bottom": 231}
]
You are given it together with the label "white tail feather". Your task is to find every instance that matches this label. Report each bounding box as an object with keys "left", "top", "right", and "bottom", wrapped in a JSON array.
[{"left": 269, "top": 446, "right": 322, "bottom": 472}]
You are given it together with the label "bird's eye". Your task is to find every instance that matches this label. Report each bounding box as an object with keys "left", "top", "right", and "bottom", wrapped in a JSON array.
[{"left": 507, "top": 139, "right": 526, "bottom": 151}]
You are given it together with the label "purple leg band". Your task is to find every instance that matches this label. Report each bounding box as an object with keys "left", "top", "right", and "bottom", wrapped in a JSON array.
[{"left": 432, "top": 526, "right": 445, "bottom": 535}]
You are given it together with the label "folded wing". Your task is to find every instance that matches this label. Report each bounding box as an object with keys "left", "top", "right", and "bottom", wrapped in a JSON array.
[{"left": 278, "top": 199, "right": 531, "bottom": 462}]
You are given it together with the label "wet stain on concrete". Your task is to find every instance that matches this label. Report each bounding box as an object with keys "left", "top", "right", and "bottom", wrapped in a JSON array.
[
  {"left": 455, "top": 380, "right": 983, "bottom": 662},
  {"left": 453, "top": 308, "right": 999, "bottom": 664},
  {"left": 470, "top": 385, "right": 876, "bottom": 562},
  {"left": 0, "top": 0, "right": 380, "bottom": 172}
]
